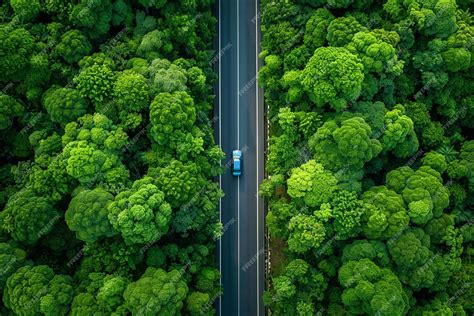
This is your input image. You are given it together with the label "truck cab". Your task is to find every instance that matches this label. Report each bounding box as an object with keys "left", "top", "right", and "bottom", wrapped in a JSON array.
[{"left": 232, "top": 150, "right": 242, "bottom": 176}]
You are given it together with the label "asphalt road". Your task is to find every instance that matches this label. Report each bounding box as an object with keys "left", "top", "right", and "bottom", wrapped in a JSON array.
[{"left": 214, "top": 0, "right": 265, "bottom": 315}]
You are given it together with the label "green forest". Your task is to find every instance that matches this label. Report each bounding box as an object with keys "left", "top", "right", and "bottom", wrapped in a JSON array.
[
  {"left": 0, "top": 1, "right": 223, "bottom": 315},
  {"left": 1, "top": 0, "right": 473, "bottom": 314},
  {"left": 259, "top": 0, "right": 473, "bottom": 315}
]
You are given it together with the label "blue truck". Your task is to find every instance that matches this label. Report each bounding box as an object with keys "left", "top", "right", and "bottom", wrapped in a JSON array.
[{"left": 232, "top": 150, "right": 242, "bottom": 176}]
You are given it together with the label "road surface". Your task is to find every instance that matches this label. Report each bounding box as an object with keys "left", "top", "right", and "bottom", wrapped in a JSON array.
[{"left": 214, "top": 0, "right": 265, "bottom": 315}]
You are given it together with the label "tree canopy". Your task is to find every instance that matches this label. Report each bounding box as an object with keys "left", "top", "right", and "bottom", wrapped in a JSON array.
[
  {"left": 260, "top": 0, "right": 473, "bottom": 314},
  {"left": 0, "top": 1, "right": 222, "bottom": 314}
]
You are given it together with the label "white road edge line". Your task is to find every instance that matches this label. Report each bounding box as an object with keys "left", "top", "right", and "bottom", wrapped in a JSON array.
[
  {"left": 218, "top": 0, "right": 222, "bottom": 315},
  {"left": 237, "top": 0, "right": 240, "bottom": 314},
  {"left": 255, "top": 0, "right": 260, "bottom": 314}
]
